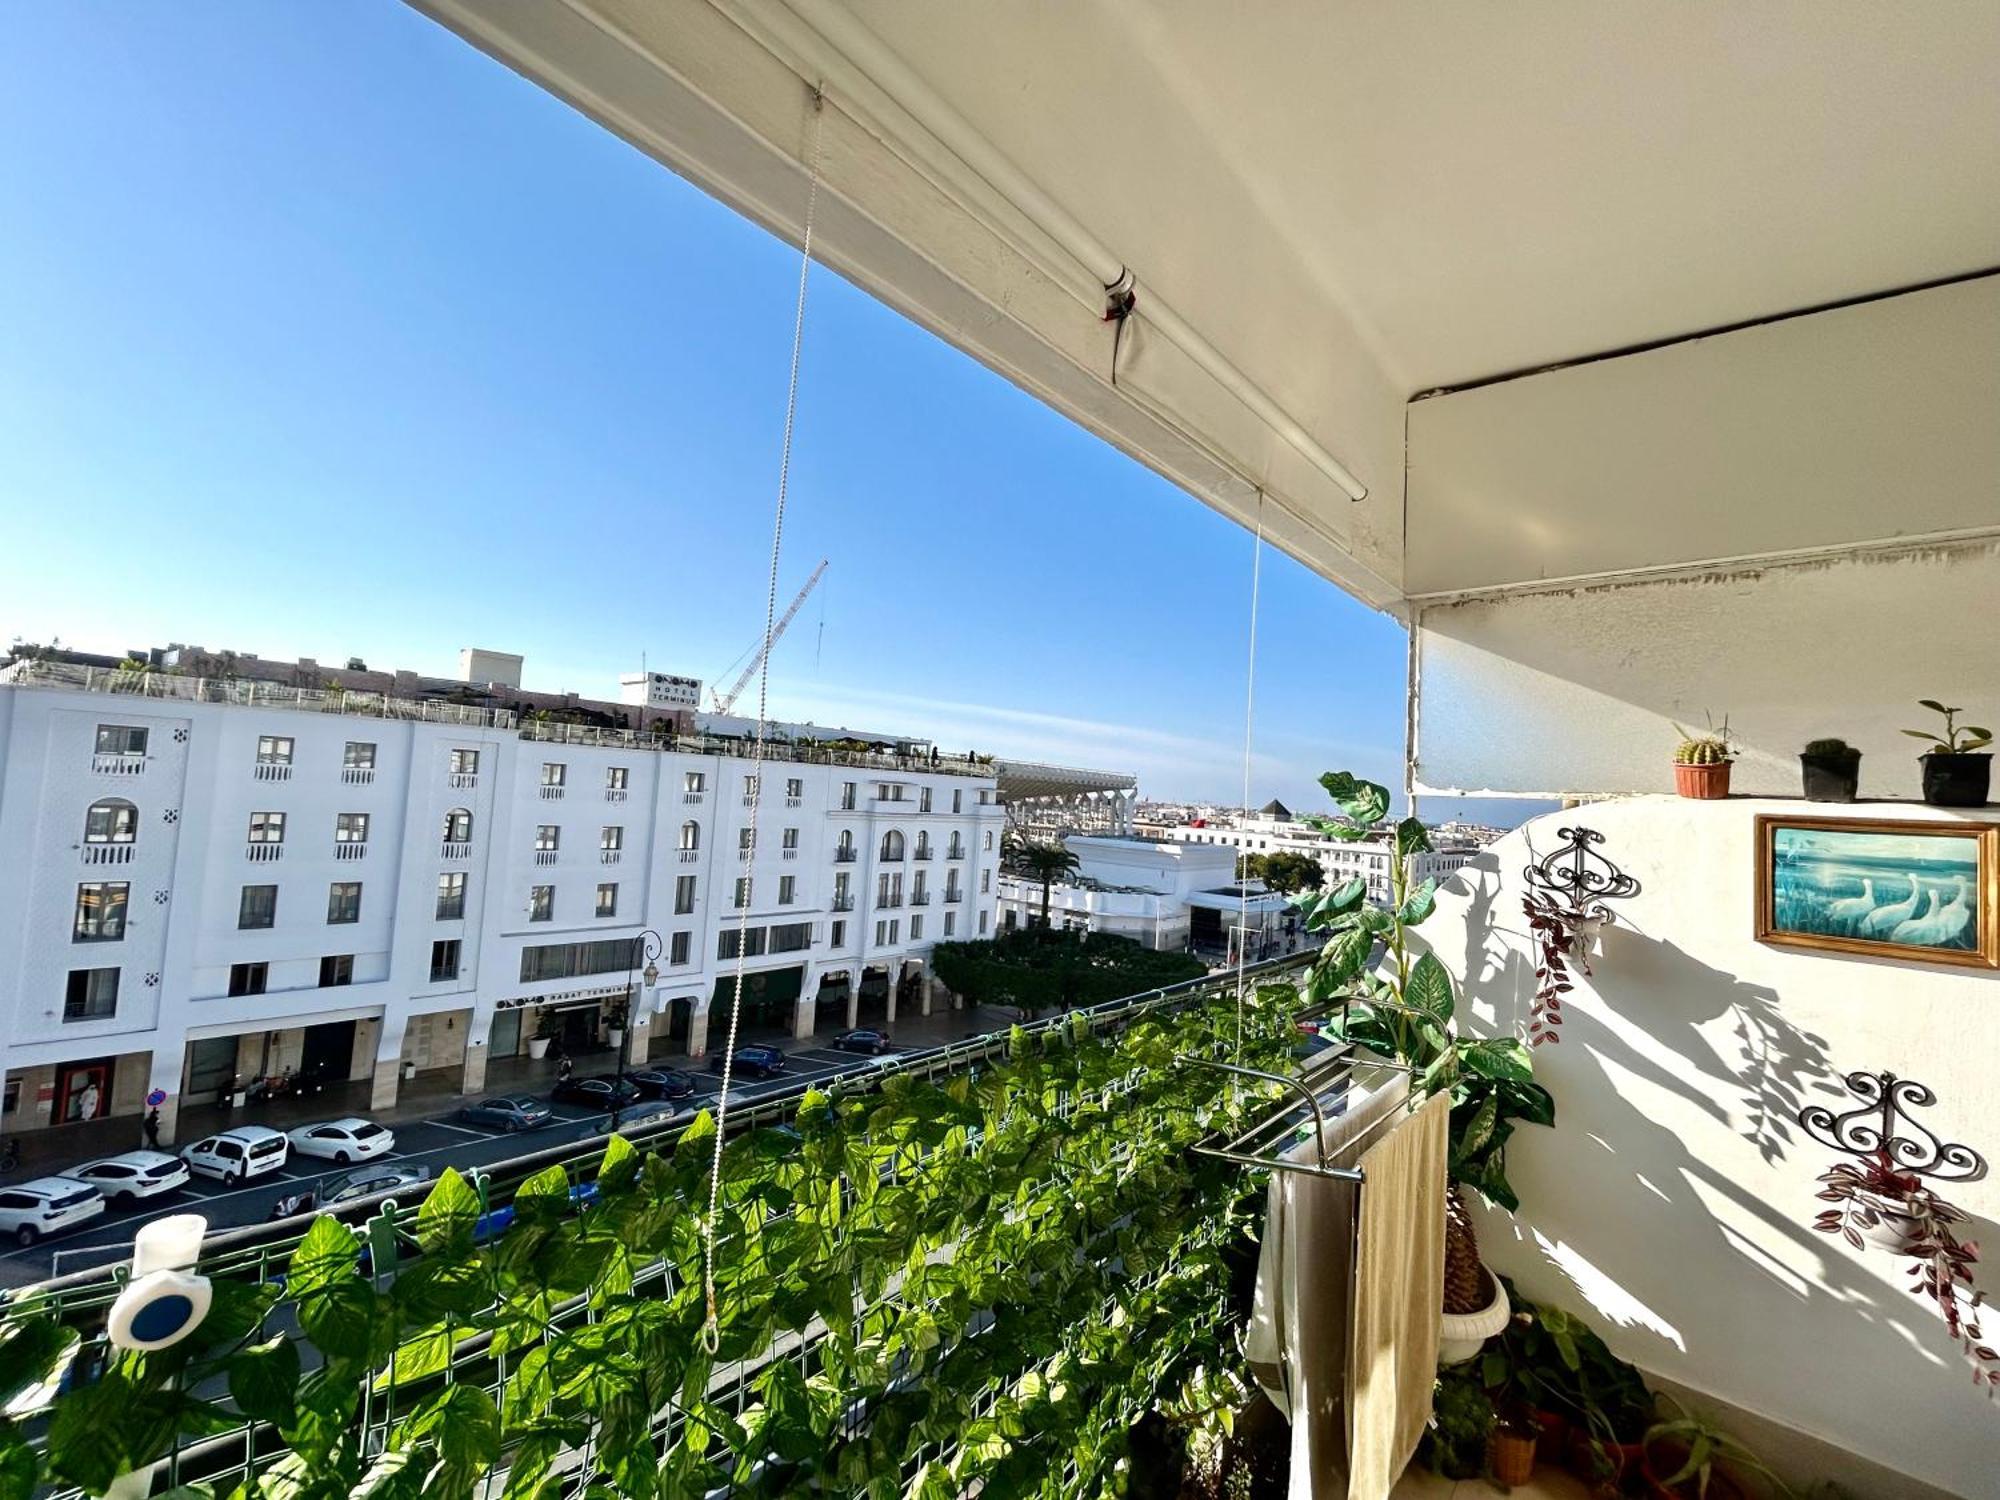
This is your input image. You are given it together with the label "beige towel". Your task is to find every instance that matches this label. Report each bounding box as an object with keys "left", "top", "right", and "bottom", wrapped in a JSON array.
[
  {"left": 1345, "top": 1090, "right": 1449, "bottom": 1500},
  {"left": 1243, "top": 1066, "right": 1412, "bottom": 1499}
]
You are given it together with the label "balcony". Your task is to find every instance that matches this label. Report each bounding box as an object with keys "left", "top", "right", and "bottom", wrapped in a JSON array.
[
  {"left": 741, "top": 793, "right": 757, "bottom": 807},
  {"left": 912, "top": 848, "right": 933, "bottom": 861},
  {"left": 334, "top": 843, "right": 367, "bottom": 862},
  {"left": 944, "top": 890, "right": 964, "bottom": 904},
  {"left": 785, "top": 794, "right": 802, "bottom": 807},
  {"left": 89, "top": 751, "right": 145, "bottom": 776},
  {"left": 534, "top": 849, "right": 558, "bottom": 866},
  {"left": 80, "top": 844, "right": 134, "bottom": 866},
  {"left": 910, "top": 892, "right": 931, "bottom": 906},
  {"left": 448, "top": 771, "right": 479, "bottom": 790},
  {"left": 679, "top": 848, "right": 699, "bottom": 863},
  {"left": 830, "top": 895, "right": 854, "bottom": 912},
  {"left": 876, "top": 895, "right": 903, "bottom": 909},
  {"left": 683, "top": 788, "right": 705, "bottom": 803},
  {"left": 254, "top": 762, "right": 292, "bottom": 782},
  {"left": 342, "top": 766, "right": 374, "bottom": 785},
  {"left": 947, "top": 846, "right": 965, "bottom": 860},
  {"left": 440, "top": 841, "right": 471, "bottom": 861},
  {"left": 245, "top": 844, "right": 284, "bottom": 863},
  {"left": 833, "top": 847, "right": 857, "bottom": 863},
  {"left": 600, "top": 850, "right": 621, "bottom": 865},
  {"left": 539, "top": 784, "right": 565, "bottom": 801},
  {"left": 605, "top": 787, "right": 627, "bottom": 802},
  {"left": 737, "top": 846, "right": 753, "bottom": 862},
  {"left": 781, "top": 847, "right": 798, "bottom": 860}
]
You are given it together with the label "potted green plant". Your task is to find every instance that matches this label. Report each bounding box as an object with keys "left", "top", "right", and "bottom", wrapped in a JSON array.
[
  {"left": 1422, "top": 1364, "right": 1496, "bottom": 1479},
  {"left": 1798, "top": 738, "right": 1861, "bottom": 802},
  {"left": 605, "top": 1002, "right": 628, "bottom": 1048},
  {"left": 1672, "top": 718, "right": 1735, "bottom": 799},
  {"left": 1640, "top": 1396, "right": 1791, "bottom": 1499},
  {"left": 527, "top": 1010, "right": 560, "bottom": 1060},
  {"left": 1902, "top": 700, "right": 1991, "bottom": 807}
]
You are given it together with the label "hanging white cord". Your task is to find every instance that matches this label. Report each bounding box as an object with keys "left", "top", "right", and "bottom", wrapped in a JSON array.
[
  {"left": 702, "top": 85, "right": 825, "bottom": 1354},
  {"left": 1235, "top": 494, "right": 1264, "bottom": 1064}
]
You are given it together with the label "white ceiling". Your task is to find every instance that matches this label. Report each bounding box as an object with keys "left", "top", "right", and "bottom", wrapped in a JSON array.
[{"left": 412, "top": 0, "right": 2000, "bottom": 605}]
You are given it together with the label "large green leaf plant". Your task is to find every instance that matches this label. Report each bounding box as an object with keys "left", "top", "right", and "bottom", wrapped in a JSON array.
[{"left": 1291, "top": 771, "right": 1553, "bottom": 1212}]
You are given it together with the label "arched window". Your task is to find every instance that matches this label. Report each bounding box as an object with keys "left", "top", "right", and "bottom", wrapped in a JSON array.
[
  {"left": 948, "top": 834, "right": 963, "bottom": 858},
  {"left": 880, "top": 830, "right": 905, "bottom": 861},
  {"left": 914, "top": 832, "right": 931, "bottom": 858},
  {"left": 84, "top": 799, "right": 138, "bottom": 844},
  {"left": 679, "top": 821, "right": 700, "bottom": 851},
  {"left": 442, "top": 808, "right": 473, "bottom": 844},
  {"left": 984, "top": 829, "right": 994, "bottom": 850},
  {"left": 836, "top": 830, "right": 854, "bottom": 855}
]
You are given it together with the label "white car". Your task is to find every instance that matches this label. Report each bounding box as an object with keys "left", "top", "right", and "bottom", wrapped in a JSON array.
[
  {"left": 181, "top": 1125, "right": 290, "bottom": 1183},
  {"left": 286, "top": 1118, "right": 394, "bottom": 1164},
  {"left": 0, "top": 1177, "right": 106, "bottom": 1247},
  {"left": 67, "top": 1151, "right": 190, "bottom": 1208}
]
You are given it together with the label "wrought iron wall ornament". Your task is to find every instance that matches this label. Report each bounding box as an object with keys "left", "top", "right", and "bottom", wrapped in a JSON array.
[
  {"left": 1523, "top": 826, "right": 1640, "bottom": 921},
  {"left": 1798, "top": 1070, "right": 1985, "bottom": 1182}
]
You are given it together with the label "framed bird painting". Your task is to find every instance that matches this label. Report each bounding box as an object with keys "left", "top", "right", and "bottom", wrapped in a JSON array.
[{"left": 1755, "top": 815, "right": 1999, "bottom": 968}]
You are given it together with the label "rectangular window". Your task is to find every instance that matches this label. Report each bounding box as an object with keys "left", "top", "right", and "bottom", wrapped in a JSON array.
[
  {"left": 889, "top": 919, "right": 900, "bottom": 944},
  {"left": 830, "top": 919, "right": 846, "bottom": 947},
  {"left": 64, "top": 967, "right": 119, "bottom": 1020},
  {"left": 874, "top": 919, "right": 886, "bottom": 946},
  {"left": 327, "top": 882, "right": 362, "bottom": 924},
  {"left": 430, "top": 940, "right": 462, "bottom": 983},
  {"left": 982, "top": 870, "right": 991, "bottom": 893},
  {"left": 675, "top": 875, "right": 697, "bottom": 915},
  {"left": 840, "top": 781, "right": 856, "bottom": 811},
  {"left": 343, "top": 741, "right": 376, "bottom": 769},
  {"left": 256, "top": 735, "right": 294, "bottom": 765},
  {"left": 247, "top": 811, "right": 286, "bottom": 844},
  {"left": 743, "top": 774, "right": 759, "bottom": 796},
  {"left": 684, "top": 771, "right": 705, "bottom": 793},
  {"left": 73, "top": 882, "right": 129, "bottom": 942},
  {"left": 529, "top": 885, "right": 554, "bottom": 922},
  {"left": 768, "top": 921, "right": 811, "bottom": 954},
  {"left": 911, "top": 914, "right": 924, "bottom": 941},
  {"left": 596, "top": 882, "right": 618, "bottom": 918},
  {"left": 980, "top": 910, "right": 990, "bottom": 935},
  {"left": 335, "top": 812, "right": 370, "bottom": 844},
  {"left": 607, "top": 766, "right": 628, "bottom": 791},
  {"left": 535, "top": 825, "right": 559, "bottom": 852},
  {"left": 319, "top": 954, "right": 354, "bottom": 987},
  {"left": 782, "top": 826, "right": 799, "bottom": 851},
  {"left": 785, "top": 777, "right": 803, "bottom": 799},
  {"left": 718, "top": 927, "right": 769, "bottom": 960},
  {"left": 670, "top": 931, "right": 692, "bottom": 965},
  {"left": 920, "top": 787, "right": 932, "bottom": 813},
  {"left": 738, "top": 827, "right": 755, "bottom": 853},
  {"left": 601, "top": 825, "right": 624, "bottom": 852},
  {"left": 778, "top": 875, "right": 796, "bottom": 905},
  {"left": 227, "top": 961, "right": 268, "bottom": 997},
  {"left": 952, "top": 789, "right": 962, "bottom": 814},
  {"left": 541, "top": 762, "right": 566, "bottom": 787},
  {"left": 450, "top": 748, "right": 479, "bottom": 776},
  {"left": 238, "top": 884, "right": 277, "bottom": 930},
  {"left": 944, "top": 912, "right": 956, "bottom": 937},
  {"left": 95, "top": 724, "right": 147, "bottom": 756},
  {"left": 733, "top": 877, "right": 751, "bottom": 909},
  {"left": 517, "top": 938, "right": 630, "bottom": 984},
  {"left": 436, "top": 872, "right": 467, "bottom": 920}
]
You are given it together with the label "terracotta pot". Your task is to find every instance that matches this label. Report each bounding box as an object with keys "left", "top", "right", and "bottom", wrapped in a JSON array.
[
  {"left": 1566, "top": 1433, "right": 1641, "bottom": 1486},
  {"left": 1489, "top": 1424, "right": 1537, "bottom": 1487},
  {"left": 1673, "top": 761, "right": 1732, "bottom": 799},
  {"left": 1531, "top": 1407, "right": 1571, "bottom": 1462}
]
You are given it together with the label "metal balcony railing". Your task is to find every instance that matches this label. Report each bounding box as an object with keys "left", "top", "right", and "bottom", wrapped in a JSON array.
[
  {"left": 245, "top": 843, "right": 284, "bottom": 863},
  {"left": 440, "top": 841, "right": 471, "bottom": 861},
  {"left": 253, "top": 762, "right": 292, "bottom": 781},
  {"left": 90, "top": 751, "right": 146, "bottom": 776},
  {"left": 81, "top": 844, "right": 135, "bottom": 866},
  {"left": 833, "top": 848, "right": 857, "bottom": 862},
  {"left": 333, "top": 843, "right": 367, "bottom": 862},
  {"left": 342, "top": 766, "right": 374, "bottom": 785}
]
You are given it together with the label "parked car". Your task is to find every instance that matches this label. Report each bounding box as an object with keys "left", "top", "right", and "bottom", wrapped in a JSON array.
[
  {"left": 66, "top": 1150, "right": 189, "bottom": 1209},
  {"left": 627, "top": 1067, "right": 697, "bottom": 1101},
  {"left": 565, "top": 1099, "right": 688, "bottom": 1144},
  {"left": 551, "top": 1075, "right": 642, "bottom": 1108},
  {"left": 286, "top": 1118, "right": 394, "bottom": 1164},
  {"left": 709, "top": 1046, "right": 787, "bottom": 1079},
  {"left": 270, "top": 1163, "right": 432, "bottom": 1221},
  {"left": 830, "top": 1028, "right": 893, "bottom": 1055},
  {"left": 181, "top": 1125, "right": 289, "bottom": 1184},
  {"left": 0, "top": 1178, "right": 105, "bottom": 1247},
  {"left": 456, "top": 1096, "right": 554, "bottom": 1133}
]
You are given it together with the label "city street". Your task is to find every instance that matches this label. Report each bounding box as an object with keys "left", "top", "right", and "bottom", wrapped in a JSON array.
[{"left": 0, "top": 1032, "right": 948, "bottom": 1288}]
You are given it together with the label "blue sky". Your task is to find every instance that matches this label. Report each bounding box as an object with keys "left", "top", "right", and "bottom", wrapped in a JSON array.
[{"left": 0, "top": 4, "right": 1515, "bottom": 823}]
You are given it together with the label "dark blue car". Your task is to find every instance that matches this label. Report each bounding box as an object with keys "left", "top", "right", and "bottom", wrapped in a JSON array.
[
  {"left": 708, "top": 1046, "right": 786, "bottom": 1079},
  {"left": 627, "top": 1067, "right": 697, "bottom": 1100}
]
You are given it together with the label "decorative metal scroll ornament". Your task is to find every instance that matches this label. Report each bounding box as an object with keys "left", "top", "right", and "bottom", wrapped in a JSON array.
[
  {"left": 1798, "top": 1071, "right": 1985, "bottom": 1182},
  {"left": 1523, "top": 826, "right": 1640, "bottom": 923}
]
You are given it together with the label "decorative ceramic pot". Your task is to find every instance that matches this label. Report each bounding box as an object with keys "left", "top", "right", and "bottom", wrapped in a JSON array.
[{"left": 1437, "top": 1270, "right": 1509, "bottom": 1366}]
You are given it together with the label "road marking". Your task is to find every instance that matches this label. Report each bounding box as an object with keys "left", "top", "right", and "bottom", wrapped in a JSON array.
[{"left": 427, "top": 1120, "right": 489, "bottom": 1139}]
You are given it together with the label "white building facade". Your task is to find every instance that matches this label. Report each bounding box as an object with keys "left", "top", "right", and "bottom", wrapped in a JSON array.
[
  {"left": 1148, "top": 799, "right": 1477, "bottom": 906},
  {"left": 0, "top": 665, "right": 1004, "bottom": 1146},
  {"left": 995, "top": 836, "right": 1293, "bottom": 958}
]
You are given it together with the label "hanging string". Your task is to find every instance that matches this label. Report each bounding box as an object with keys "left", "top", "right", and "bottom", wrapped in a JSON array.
[
  {"left": 701, "top": 82, "right": 825, "bottom": 1355},
  {"left": 1235, "top": 492, "right": 1264, "bottom": 1066}
]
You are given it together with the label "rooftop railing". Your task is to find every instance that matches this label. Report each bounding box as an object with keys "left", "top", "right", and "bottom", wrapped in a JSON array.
[{"left": 1, "top": 659, "right": 514, "bottom": 728}]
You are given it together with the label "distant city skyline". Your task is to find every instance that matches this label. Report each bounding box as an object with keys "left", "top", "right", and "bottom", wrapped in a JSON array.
[{"left": 0, "top": 5, "right": 1531, "bottom": 826}]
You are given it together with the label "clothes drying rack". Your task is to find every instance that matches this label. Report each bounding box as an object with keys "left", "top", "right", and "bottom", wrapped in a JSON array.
[{"left": 1180, "top": 1041, "right": 1417, "bottom": 1183}]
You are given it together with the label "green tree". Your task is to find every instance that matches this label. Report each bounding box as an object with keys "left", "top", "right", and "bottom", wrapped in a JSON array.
[
  {"left": 1009, "top": 840, "right": 1081, "bottom": 928},
  {"left": 930, "top": 929, "right": 1204, "bottom": 1020},
  {"left": 1259, "top": 850, "right": 1324, "bottom": 894}
]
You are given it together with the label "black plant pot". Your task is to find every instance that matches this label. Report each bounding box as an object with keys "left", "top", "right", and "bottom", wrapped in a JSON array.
[
  {"left": 1921, "top": 752, "right": 1992, "bottom": 808},
  {"left": 1799, "top": 751, "right": 1861, "bottom": 803}
]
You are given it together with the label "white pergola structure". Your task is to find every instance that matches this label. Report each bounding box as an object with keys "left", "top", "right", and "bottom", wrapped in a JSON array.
[
  {"left": 415, "top": 0, "right": 1998, "bottom": 802},
  {"left": 992, "top": 759, "right": 1138, "bottom": 841}
]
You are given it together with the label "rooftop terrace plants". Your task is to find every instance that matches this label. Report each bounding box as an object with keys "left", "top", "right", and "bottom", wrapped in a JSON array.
[
  {"left": 1291, "top": 771, "right": 1554, "bottom": 1331},
  {"left": 1904, "top": 699, "right": 1992, "bottom": 807}
]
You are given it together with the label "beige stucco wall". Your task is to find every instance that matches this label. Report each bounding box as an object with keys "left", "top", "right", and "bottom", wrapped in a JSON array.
[{"left": 1419, "top": 796, "right": 1999, "bottom": 1496}]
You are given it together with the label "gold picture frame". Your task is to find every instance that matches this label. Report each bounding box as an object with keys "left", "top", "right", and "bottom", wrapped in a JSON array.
[{"left": 1754, "top": 815, "right": 1999, "bottom": 968}]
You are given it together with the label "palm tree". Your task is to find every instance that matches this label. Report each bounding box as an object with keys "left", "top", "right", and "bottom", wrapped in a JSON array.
[{"left": 1014, "top": 840, "right": 1081, "bottom": 929}]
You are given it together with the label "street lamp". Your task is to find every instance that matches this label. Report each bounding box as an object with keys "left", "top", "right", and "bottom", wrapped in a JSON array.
[{"left": 616, "top": 929, "right": 662, "bottom": 1131}]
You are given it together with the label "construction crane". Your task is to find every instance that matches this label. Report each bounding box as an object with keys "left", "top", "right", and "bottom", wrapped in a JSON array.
[{"left": 708, "top": 559, "right": 828, "bottom": 715}]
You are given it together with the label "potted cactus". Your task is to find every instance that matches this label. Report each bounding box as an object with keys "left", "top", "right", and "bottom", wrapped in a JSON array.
[
  {"left": 1672, "top": 719, "right": 1735, "bottom": 800},
  {"left": 1903, "top": 700, "right": 1991, "bottom": 807},
  {"left": 1798, "top": 738, "right": 1861, "bottom": 802}
]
